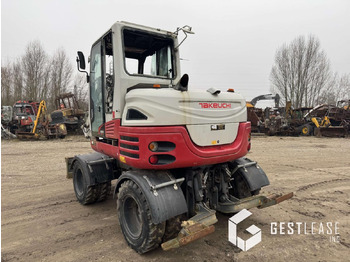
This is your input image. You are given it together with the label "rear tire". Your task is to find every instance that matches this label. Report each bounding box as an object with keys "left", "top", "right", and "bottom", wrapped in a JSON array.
[
  {"left": 117, "top": 180, "right": 165, "bottom": 254},
  {"left": 95, "top": 181, "right": 111, "bottom": 202},
  {"left": 162, "top": 215, "right": 183, "bottom": 242},
  {"left": 230, "top": 172, "right": 260, "bottom": 199},
  {"left": 73, "top": 161, "right": 98, "bottom": 205}
]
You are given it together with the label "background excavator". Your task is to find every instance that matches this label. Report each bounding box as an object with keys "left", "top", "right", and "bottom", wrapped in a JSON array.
[{"left": 246, "top": 94, "right": 280, "bottom": 133}]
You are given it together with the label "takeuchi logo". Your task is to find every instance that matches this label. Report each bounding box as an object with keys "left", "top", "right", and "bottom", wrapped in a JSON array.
[{"left": 199, "top": 102, "right": 232, "bottom": 109}]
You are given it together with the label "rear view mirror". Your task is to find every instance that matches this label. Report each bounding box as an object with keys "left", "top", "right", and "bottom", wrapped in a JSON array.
[
  {"left": 77, "top": 51, "right": 86, "bottom": 70},
  {"left": 76, "top": 51, "right": 89, "bottom": 83}
]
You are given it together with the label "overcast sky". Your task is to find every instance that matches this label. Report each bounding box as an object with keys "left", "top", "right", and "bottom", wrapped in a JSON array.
[{"left": 1, "top": 0, "right": 349, "bottom": 104}]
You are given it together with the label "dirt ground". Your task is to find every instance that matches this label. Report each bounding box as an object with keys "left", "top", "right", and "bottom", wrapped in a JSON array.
[{"left": 1, "top": 135, "right": 349, "bottom": 262}]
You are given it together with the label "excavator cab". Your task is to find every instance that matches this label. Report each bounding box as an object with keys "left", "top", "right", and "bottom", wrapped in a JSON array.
[{"left": 76, "top": 23, "right": 193, "bottom": 138}]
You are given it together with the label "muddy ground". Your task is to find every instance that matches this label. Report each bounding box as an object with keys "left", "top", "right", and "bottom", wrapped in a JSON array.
[{"left": 1, "top": 135, "right": 349, "bottom": 262}]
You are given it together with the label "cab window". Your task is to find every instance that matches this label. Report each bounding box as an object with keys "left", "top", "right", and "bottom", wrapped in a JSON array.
[{"left": 123, "top": 29, "right": 175, "bottom": 79}]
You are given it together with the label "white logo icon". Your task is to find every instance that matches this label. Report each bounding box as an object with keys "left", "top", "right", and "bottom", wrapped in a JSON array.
[{"left": 228, "top": 209, "right": 261, "bottom": 251}]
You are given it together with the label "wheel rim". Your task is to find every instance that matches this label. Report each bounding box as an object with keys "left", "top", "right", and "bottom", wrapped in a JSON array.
[
  {"left": 123, "top": 196, "right": 142, "bottom": 239},
  {"left": 75, "top": 169, "right": 84, "bottom": 196},
  {"left": 302, "top": 127, "right": 308, "bottom": 134}
]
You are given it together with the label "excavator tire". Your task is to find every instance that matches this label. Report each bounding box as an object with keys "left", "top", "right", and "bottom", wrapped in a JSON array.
[
  {"left": 95, "top": 181, "right": 111, "bottom": 202},
  {"left": 73, "top": 161, "right": 99, "bottom": 205},
  {"left": 162, "top": 215, "right": 183, "bottom": 242},
  {"left": 301, "top": 124, "right": 313, "bottom": 136},
  {"left": 230, "top": 172, "right": 260, "bottom": 199},
  {"left": 117, "top": 180, "right": 165, "bottom": 254}
]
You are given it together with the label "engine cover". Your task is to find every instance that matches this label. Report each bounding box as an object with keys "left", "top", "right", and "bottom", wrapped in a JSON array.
[{"left": 122, "top": 88, "right": 247, "bottom": 146}]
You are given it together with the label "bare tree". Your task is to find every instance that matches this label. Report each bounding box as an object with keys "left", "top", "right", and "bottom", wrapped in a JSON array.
[
  {"left": 21, "top": 40, "right": 49, "bottom": 101},
  {"left": 2, "top": 42, "right": 76, "bottom": 111},
  {"left": 12, "top": 59, "right": 24, "bottom": 103},
  {"left": 49, "top": 48, "right": 73, "bottom": 110},
  {"left": 1, "top": 63, "right": 13, "bottom": 105},
  {"left": 73, "top": 74, "right": 88, "bottom": 110},
  {"left": 334, "top": 73, "right": 350, "bottom": 101},
  {"left": 270, "top": 35, "right": 332, "bottom": 108},
  {"left": 319, "top": 73, "right": 350, "bottom": 104}
]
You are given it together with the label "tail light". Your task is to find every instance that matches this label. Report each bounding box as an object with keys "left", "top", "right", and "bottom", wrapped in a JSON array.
[{"left": 149, "top": 155, "right": 158, "bottom": 164}]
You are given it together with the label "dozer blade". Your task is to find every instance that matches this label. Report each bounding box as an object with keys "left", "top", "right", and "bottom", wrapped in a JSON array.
[
  {"left": 257, "top": 192, "right": 294, "bottom": 209},
  {"left": 16, "top": 132, "right": 40, "bottom": 140},
  {"left": 317, "top": 126, "right": 347, "bottom": 137},
  {"left": 161, "top": 192, "right": 293, "bottom": 251},
  {"left": 216, "top": 192, "right": 293, "bottom": 213},
  {"left": 161, "top": 203, "right": 217, "bottom": 251},
  {"left": 161, "top": 222, "right": 215, "bottom": 251}
]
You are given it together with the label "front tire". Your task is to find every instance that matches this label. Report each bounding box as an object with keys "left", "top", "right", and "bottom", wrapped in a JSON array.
[
  {"left": 301, "top": 124, "right": 313, "bottom": 136},
  {"left": 117, "top": 180, "right": 165, "bottom": 254}
]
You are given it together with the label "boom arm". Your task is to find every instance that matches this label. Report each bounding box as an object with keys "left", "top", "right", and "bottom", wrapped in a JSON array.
[
  {"left": 32, "top": 100, "right": 47, "bottom": 134},
  {"left": 250, "top": 94, "right": 280, "bottom": 108}
]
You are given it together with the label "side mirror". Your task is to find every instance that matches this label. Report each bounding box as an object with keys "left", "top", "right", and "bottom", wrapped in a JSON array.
[
  {"left": 76, "top": 51, "right": 90, "bottom": 83},
  {"left": 77, "top": 51, "right": 86, "bottom": 70},
  {"left": 174, "top": 74, "right": 189, "bottom": 92}
]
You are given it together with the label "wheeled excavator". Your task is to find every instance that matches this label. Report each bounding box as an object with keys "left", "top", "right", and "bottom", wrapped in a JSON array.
[{"left": 66, "top": 21, "right": 292, "bottom": 253}]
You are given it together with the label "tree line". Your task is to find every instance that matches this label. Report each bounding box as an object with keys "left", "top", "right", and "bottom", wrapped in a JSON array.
[
  {"left": 2, "top": 36, "right": 349, "bottom": 112},
  {"left": 1, "top": 40, "right": 88, "bottom": 112},
  {"left": 270, "top": 35, "right": 349, "bottom": 108}
]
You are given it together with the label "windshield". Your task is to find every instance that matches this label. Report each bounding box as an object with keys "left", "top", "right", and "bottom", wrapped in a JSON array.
[
  {"left": 14, "top": 105, "right": 34, "bottom": 115},
  {"left": 123, "top": 29, "right": 175, "bottom": 79}
]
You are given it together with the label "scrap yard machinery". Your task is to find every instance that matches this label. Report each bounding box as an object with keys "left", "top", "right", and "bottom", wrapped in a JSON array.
[
  {"left": 51, "top": 93, "right": 85, "bottom": 133},
  {"left": 1, "top": 100, "right": 67, "bottom": 140},
  {"left": 304, "top": 100, "right": 350, "bottom": 137},
  {"left": 16, "top": 100, "right": 67, "bottom": 140},
  {"left": 67, "top": 21, "right": 292, "bottom": 253},
  {"left": 246, "top": 94, "right": 280, "bottom": 133},
  {"left": 1, "top": 100, "right": 40, "bottom": 138}
]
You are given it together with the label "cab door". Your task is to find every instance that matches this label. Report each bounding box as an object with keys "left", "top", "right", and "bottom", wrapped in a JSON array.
[{"left": 90, "top": 42, "right": 104, "bottom": 136}]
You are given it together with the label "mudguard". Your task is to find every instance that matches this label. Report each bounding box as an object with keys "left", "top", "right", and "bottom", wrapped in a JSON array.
[
  {"left": 232, "top": 157, "right": 270, "bottom": 191},
  {"left": 67, "top": 152, "right": 118, "bottom": 185},
  {"left": 114, "top": 170, "right": 188, "bottom": 224}
]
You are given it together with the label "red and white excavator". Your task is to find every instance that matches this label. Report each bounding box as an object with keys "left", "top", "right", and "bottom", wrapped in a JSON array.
[{"left": 67, "top": 21, "right": 292, "bottom": 253}]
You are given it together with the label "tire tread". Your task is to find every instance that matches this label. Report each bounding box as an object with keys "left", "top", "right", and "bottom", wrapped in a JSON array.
[{"left": 117, "top": 180, "right": 165, "bottom": 254}]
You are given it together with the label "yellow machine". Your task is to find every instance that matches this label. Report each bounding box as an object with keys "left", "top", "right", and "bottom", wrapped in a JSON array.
[{"left": 311, "top": 116, "right": 331, "bottom": 128}]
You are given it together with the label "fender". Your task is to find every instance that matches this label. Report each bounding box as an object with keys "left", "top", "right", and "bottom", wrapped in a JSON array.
[
  {"left": 114, "top": 170, "right": 188, "bottom": 224},
  {"left": 231, "top": 157, "right": 270, "bottom": 191},
  {"left": 67, "top": 152, "right": 119, "bottom": 185}
]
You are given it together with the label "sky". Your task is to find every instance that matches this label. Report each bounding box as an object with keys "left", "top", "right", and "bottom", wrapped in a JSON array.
[{"left": 1, "top": 0, "right": 349, "bottom": 104}]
